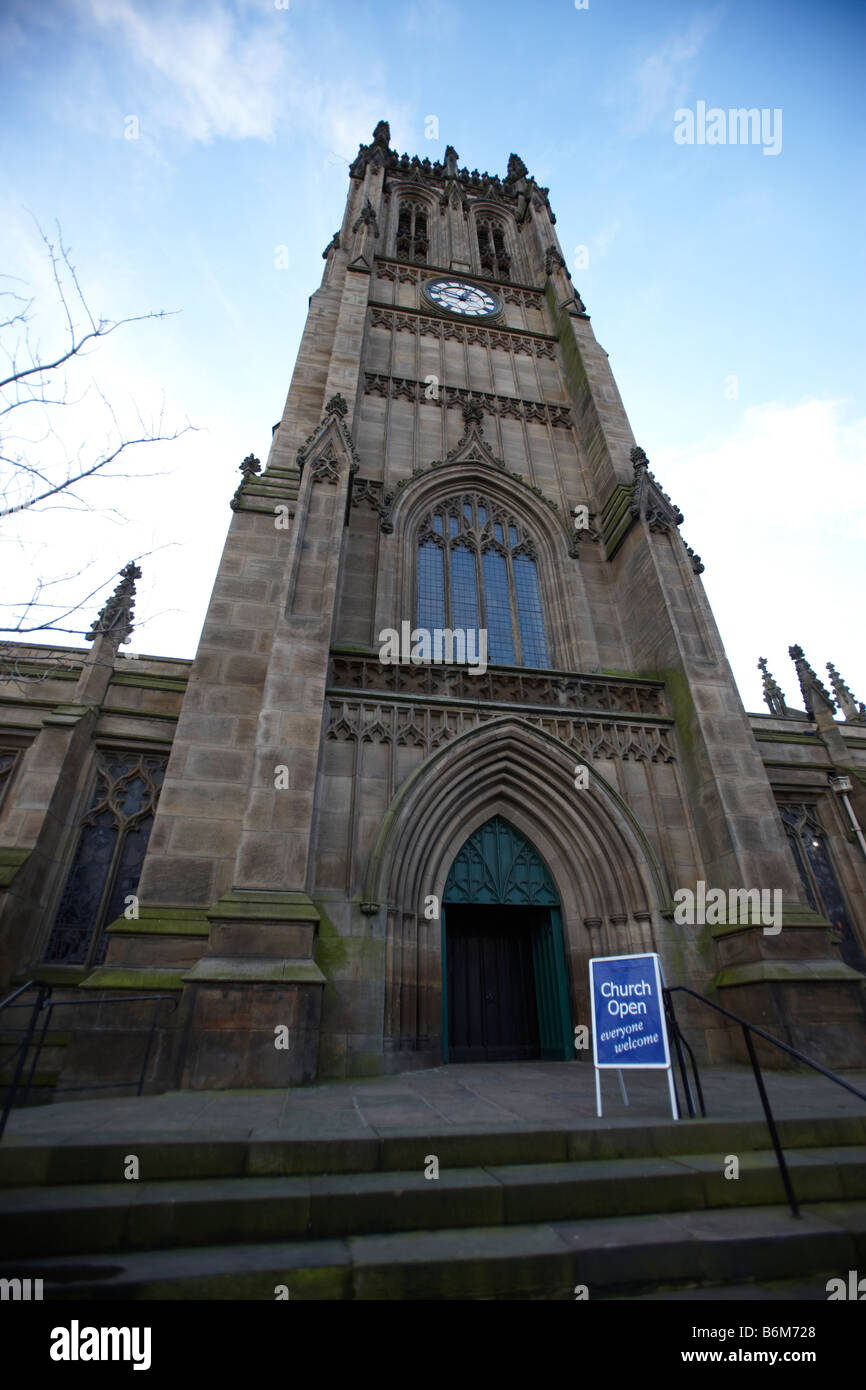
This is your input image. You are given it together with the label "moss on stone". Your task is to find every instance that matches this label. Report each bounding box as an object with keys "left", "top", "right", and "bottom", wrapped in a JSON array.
[
  {"left": 79, "top": 968, "right": 186, "bottom": 991},
  {"left": 345, "top": 1055, "right": 382, "bottom": 1079},
  {"left": 109, "top": 674, "right": 188, "bottom": 692},
  {"left": 183, "top": 959, "right": 326, "bottom": 985},
  {"left": 712, "top": 959, "right": 862, "bottom": 988},
  {"left": 208, "top": 891, "right": 321, "bottom": 924},
  {"left": 105, "top": 906, "right": 211, "bottom": 936},
  {"left": 546, "top": 282, "right": 590, "bottom": 402},
  {"left": 0, "top": 846, "right": 30, "bottom": 887},
  {"left": 641, "top": 665, "right": 695, "bottom": 755},
  {"left": 313, "top": 902, "right": 348, "bottom": 984}
]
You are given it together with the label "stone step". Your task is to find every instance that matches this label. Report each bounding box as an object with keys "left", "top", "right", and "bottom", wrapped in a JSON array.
[
  {"left": 1, "top": 1146, "right": 864, "bottom": 1258},
  {"left": 8, "top": 1200, "right": 866, "bottom": 1300},
  {"left": 0, "top": 1031, "right": 69, "bottom": 1047},
  {"left": 2, "top": 1112, "right": 864, "bottom": 1187},
  {"left": 0, "top": 1070, "right": 62, "bottom": 1108},
  {"left": 0, "top": 1050, "right": 67, "bottom": 1079},
  {"left": 1, "top": 1028, "right": 69, "bottom": 1108},
  {"left": 617, "top": 1276, "right": 841, "bottom": 1300}
]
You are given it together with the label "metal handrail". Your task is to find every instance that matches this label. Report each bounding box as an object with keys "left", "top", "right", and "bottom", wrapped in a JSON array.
[
  {"left": 0, "top": 980, "right": 38, "bottom": 1011},
  {"left": 0, "top": 983, "right": 49, "bottom": 1144},
  {"left": 663, "top": 984, "right": 866, "bottom": 1218},
  {"left": 663, "top": 991, "right": 705, "bottom": 1119},
  {"left": 0, "top": 986, "right": 178, "bottom": 1140},
  {"left": 0, "top": 981, "right": 41, "bottom": 1075}
]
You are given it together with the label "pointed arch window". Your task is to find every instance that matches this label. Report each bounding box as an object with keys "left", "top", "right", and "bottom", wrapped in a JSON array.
[
  {"left": 44, "top": 751, "right": 167, "bottom": 967},
  {"left": 779, "top": 801, "right": 866, "bottom": 975},
  {"left": 396, "top": 201, "right": 429, "bottom": 264},
  {"left": 476, "top": 217, "right": 511, "bottom": 280},
  {"left": 416, "top": 494, "right": 550, "bottom": 668}
]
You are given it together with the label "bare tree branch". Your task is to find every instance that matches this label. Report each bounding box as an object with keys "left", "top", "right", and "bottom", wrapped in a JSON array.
[{"left": 0, "top": 216, "right": 194, "bottom": 640}]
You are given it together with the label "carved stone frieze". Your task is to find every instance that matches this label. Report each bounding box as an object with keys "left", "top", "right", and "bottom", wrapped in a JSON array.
[
  {"left": 369, "top": 306, "right": 557, "bottom": 359},
  {"left": 324, "top": 696, "right": 675, "bottom": 763},
  {"left": 309, "top": 453, "right": 341, "bottom": 485},
  {"left": 362, "top": 372, "right": 573, "bottom": 429},
  {"left": 375, "top": 262, "right": 425, "bottom": 284},
  {"left": 350, "top": 477, "right": 389, "bottom": 525},
  {"left": 328, "top": 655, "right": 668, "bottom": 719}
]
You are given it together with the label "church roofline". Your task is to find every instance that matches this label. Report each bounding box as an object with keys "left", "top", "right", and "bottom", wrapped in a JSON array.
[{"left": 348, "top": 120, "right": 548, "bottom": 206}]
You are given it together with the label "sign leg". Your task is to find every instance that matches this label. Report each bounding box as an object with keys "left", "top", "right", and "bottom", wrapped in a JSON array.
[
  {"left": 594, "top": 1065, "right": 602, "bottom": 1118},
  {"left": 666, "top": 1064, "right": 680, "bottom": 1121},
  {"left": 617, "top": 1068, "right": 629, "bottom": 1106}
]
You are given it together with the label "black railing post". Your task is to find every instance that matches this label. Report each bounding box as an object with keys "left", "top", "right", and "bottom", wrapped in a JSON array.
[
  {"left": 22, "top": 996, "right": 55, "bottom": 1108},
  {"left": 1, "top": 992, "right": 178, "bottom": 1126},
  {"left": 662, "top": 983, "right": 866, "bottom": 1221},
  {"left": 137, "top": 996, "right": 163, "bottom": 1096},
  {"left": 664, "top": 989, "right": 696, "bottom": 1118},
  {"left": 675, "top": 1023, "right": 706, "bottom": 1119},
  {"left": 741, "top": 1024, "right": 800, "bottom": 1218}
]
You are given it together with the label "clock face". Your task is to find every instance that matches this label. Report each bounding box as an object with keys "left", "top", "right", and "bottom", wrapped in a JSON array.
[{"left": 424, "top": 279, "right": 499, "bottom": 318}]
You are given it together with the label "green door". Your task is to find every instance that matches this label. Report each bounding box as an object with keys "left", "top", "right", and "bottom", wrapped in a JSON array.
[
  {"left": 531, "top": 907, "right": 573, "bottom": 1060},
  {"left": 441, "top": 817, "right": 572, "bottom": 1062}
]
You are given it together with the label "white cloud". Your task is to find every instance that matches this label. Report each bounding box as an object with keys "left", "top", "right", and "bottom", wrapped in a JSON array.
[
  {"left": 57, "top": 0, "right": 413, "bottom": 165},
  {"left": 83, "top": 0, "right": 287, "bottom": 142},
  {"left": 663, "top": 398, "right": 866, "bottom": 540},
  {"left": 402, "top": 0, "right": 459, "bottom": 38},
  {"left": 612, "top": 7, "right": 724, "bottom": 135},
  {"left": 585, "top": 216, "right": 622, "bottom": 266},
  {"left": 654, "top": 398, "right": 866, "bottom": 712}
]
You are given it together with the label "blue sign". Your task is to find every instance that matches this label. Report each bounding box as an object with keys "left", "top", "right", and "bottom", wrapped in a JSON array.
[{"left": 589, "top": 952, "right": 671, "bottom": 1069}]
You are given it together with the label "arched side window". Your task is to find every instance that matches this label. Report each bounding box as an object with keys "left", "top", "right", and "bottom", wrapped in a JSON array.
[
  {"left": 779, "top": 801, "right": 866, "bottom": 975},
  {"left": 416, "top": 493, "right": 550, "bottom": 668},
  {"left": 44, "top": 751, "right": 167, "bottom": 967},
  {"left": 396, "top": 200, "right": 429, "bottom": 265},
  {"left": 476, "top": 217, "right": 511, "bottom": 280}
]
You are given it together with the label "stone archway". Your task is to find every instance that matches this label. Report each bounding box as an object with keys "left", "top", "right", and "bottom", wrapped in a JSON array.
[{"left": 364, "top": 716, "right": 671, "bottom": 1068}]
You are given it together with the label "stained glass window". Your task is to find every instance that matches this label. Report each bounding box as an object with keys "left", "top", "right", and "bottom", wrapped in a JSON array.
[
  {"left": 482, "top": 550, "right": 515, "bottom": 665},
  {"left": 418, "top": 540, "right": 446, "bottom": 631},
  {"left": 45, "top": 752, "right": 167, "bottom": 966},
  {"left": 416, "top": 493, "right": 551, "bottom": 669},
  {"left": 779, "top": 803, "right": 866, "bottom": 975},
  {"left": 513, "top": 555, "right": 550, "bottom": 668},
  {"left": 450, "top": 544, "right": 480, "bottom": 630}
]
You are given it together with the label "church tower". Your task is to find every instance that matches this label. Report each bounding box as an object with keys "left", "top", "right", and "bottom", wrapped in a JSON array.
[{"left": 30, "top": 122, "right": 865, "bottom": 1090}]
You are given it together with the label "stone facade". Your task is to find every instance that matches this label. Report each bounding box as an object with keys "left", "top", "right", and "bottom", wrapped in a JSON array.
[{"left": 2, "top": 123, "right": 865, "bottom": 1093}]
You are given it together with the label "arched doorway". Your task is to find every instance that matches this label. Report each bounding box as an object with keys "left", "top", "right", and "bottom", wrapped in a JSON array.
[{"left": 442, "top": 816, "right": 572, "bottom": 1062}]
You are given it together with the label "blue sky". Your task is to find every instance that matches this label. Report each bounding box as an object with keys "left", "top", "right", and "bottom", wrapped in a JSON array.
[{"left": 1, "top": 0, "right": 863, "bottom": 715}]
